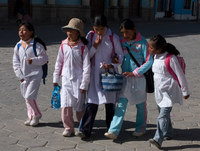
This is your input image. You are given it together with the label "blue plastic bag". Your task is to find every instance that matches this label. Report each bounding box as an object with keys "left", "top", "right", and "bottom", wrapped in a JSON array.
[{"left": 51, "top": 85, "right": 61, "bottom": 110}]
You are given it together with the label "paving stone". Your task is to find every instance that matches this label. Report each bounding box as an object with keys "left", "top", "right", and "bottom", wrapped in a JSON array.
[
  {"left": 0, "top": 129, "right": 12, "bottom": 137},
  {"left": 18, "top": 138, "right": 48, "bottom": 148},
  {"left": 0, "top": 137, "right": 19, "bottom": 146},
  {"left": 11, "top": 131, "right": 38, "bottom": 140},
  {"left": 28, "top": 147, "right": 57, "bottom": 151},
  {"left": 77, "top": 142, "right": 106, "bottom": 151},
  {"left": 47, "top": 139, "right": 77, "bottom": 150},
  {"left": 0, "top": 144, "right": 28, "bottom": 151}
]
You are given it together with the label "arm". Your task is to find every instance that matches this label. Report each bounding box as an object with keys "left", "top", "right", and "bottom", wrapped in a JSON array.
[
  {"left": 132, "top": 42, "right": 153, "bottom": 77},
  {"left": 53, "top": 45, "right": 64, "bottom": 84},
  {"left": 111, "top": 34, "right": 124, "bottom": 73},
  {"left": 13, "top": 45, "right": 24, "bottom": 80},
  {"left": 86, "top": 31, "right": 98, "bottom": 59},
  {"left": 30, "top": 44, "right": 48, "bottom": 66},
  {"left": 170, "top": 55, "right": 190, "bottom": 97},
  {"left": 80, "top": 46, "right": 91, "bottom": 91}
]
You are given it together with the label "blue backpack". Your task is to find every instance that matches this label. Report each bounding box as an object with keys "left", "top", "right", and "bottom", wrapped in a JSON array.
[
  {"left": 51, "top": 85, "right": 61, "bottom": 110},
  {"left": 17, "top": 40, "right": 48, "bottom": 84}
]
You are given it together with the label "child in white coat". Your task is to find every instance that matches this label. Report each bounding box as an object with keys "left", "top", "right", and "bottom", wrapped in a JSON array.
[
  {"left": 53, "top": 18, "right": 91, "bottom": 137},
  {"left": 148, "top": 35, "right": 190, "bottom": 148},
  {"left": 13, "top": 21, "right": 48, "bottom": 126},
  {"left": 77, "top": 14, "right": 124, "bottom": 139}
]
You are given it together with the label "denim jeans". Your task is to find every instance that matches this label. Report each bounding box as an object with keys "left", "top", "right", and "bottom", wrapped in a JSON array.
[{"left": 153, "top": 106, "right": 173, "bottom": 145}]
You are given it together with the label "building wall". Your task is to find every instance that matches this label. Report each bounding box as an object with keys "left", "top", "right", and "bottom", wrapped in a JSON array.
[{"left": 0, "top": 0, "right": 157, "bottom": 24}]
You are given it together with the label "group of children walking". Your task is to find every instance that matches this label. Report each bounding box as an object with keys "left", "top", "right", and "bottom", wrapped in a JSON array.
[{"left": 12, "top": 14, "right": 190, "bottom": 148}]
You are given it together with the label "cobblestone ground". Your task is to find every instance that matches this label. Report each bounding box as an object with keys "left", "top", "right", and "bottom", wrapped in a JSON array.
[{"left": 0, "top": 21, "right": 200, "bottom": 151}]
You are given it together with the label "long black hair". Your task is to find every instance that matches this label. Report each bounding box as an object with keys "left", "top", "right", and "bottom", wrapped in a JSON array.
[
  {"left": 19, "top": 21, "right": 47, "bottom": 50},
  {"left": 119, "top": 18, "right": 135, "bottom": 30},
  {"left": 80, "top": 36, "right": 88, "bottom": 45},
  {"left": 150, "top": 34, "right": 180, "bottom": 56}
]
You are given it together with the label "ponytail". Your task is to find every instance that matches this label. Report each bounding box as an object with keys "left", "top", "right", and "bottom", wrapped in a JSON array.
[{"left": 164, "top": 43, "right": 180, "bottom": 56}]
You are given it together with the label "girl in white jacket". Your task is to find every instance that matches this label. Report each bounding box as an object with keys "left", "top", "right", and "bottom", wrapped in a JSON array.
[
  {"left": 13, "top": 21, "right": 48, "bottom": 127},
  {"left": 53, "top": 18, "right": 91, "bottom": 137},
  {"left": 148, "top": 35, "right": 190, "bottom": 148},
  {"left": 77, "top": 14, "right": 124, "bottom": 139}
]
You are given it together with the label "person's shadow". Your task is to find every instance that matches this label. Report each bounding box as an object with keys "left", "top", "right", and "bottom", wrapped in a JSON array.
[{"left": 38, "top": 120, "right": 200, "bottom": 150}]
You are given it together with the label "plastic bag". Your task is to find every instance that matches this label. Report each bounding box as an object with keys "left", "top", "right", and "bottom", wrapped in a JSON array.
[{"left": 51, "top": 85, "right": 61, "bottom": 110}]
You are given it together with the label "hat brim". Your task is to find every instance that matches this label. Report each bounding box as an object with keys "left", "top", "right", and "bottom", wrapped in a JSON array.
[{"left": 61, "top": 26, "right": 85, "bottom": 37}]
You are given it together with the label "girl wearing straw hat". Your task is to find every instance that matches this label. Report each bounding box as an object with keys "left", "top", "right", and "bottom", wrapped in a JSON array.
[{"left": 53, "top": 18, "right": 91, "bottom": 137}]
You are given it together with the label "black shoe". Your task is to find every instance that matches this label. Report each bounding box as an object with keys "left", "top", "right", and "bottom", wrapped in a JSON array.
[
  {"left": 149, "top": 139, "right": 161, "bottom": 148},
  {"left": 164, "top": 136, "right": 172, "bottom": 141}
]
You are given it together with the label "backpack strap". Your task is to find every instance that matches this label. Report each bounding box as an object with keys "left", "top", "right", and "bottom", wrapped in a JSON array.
[
  {"left": 60, "top": 43, "right": 64, "bottom": 77},
  {"left": 165, "top": 53, "right": 180, "bottom": 87},
  {"left": 90, "top": 30, "right": 95, "bottom": 42},
  {"left": 90, "top": 31, "right": 95, "bottom": 66},
  {"left": 81, "top": 45, "right": 85, "bottom": 57},
  {"left": 109, "top": 32, "right": 115, "bottom": 58},
  {"left": 33, "top": 39, "right": 37, "bottom": 56},
  {"left": 61, "top": 43, "right": 64, "bottom": 54},
  {"left": 17, "top": 43, "right": 22, "bottom": 50}
]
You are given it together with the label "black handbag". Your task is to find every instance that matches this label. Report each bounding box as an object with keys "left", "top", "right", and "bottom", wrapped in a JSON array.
[{"left": 126, "top": 47, "right": 154, "bottom": 93}]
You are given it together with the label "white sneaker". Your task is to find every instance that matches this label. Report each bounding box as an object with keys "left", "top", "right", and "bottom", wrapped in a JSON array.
[
  {"left": 62, "top": 130, "right": 74, "bottom": 137},
  {"left": 24, "top": 118, "right": 31, "bottom": 126},
  {"left": 132, "top": 131, "right": 146, "bottom": 137},
  {"left": 104, "top": 131, "right": 117, "bottom": 140},
  {"left": 30, "top": 115, "right": 42, "bottom": 127}
]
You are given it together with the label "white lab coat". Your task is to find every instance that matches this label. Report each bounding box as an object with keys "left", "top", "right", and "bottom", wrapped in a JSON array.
[
  {"left": 86, "top": 28, "right": 124, "bottom": 105},
  {"left": 53, "top": 39, "right": 91, "bottom": 111},
  {"left": 152, "top": 52, "right": 189, "bottom": 107},
  {"left": 13, "top": 39, "right": 48, "bottom": 99}
]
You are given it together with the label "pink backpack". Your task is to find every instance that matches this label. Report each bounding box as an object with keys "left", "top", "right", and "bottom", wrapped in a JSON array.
[{"left": 165, "top": 53, "right": 186, "bottom": 87}]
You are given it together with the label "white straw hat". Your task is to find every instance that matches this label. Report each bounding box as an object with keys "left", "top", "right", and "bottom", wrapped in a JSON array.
[{"left": 61, "top": 18, "right": 85, "bottom": 37}]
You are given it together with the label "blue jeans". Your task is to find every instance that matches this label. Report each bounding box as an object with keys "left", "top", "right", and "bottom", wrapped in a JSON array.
[
  {"left": 153, "top": 106, "right": 173, "bottom": 145},
  {"left": 108, "top": 98, "right": 147, "bottom": 136}
]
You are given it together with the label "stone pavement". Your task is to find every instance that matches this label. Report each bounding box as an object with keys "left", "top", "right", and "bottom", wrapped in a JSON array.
[{"left": 0, "top": 20, "right": 200, "bottom": 151}]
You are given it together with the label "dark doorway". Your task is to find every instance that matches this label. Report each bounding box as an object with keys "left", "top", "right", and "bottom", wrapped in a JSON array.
[
  {"left": 90, "top": 0, "right": 105, "bottom": 18},
  {"left": 8, "top": 0, "right": 30, "bottom": 20},
  {"left": 129, "top": 0, "right": 140, "bottom": 18}
]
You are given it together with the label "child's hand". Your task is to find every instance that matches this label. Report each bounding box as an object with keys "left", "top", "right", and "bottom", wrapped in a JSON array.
[
  {"left": 80, "top": 89, "right": 86, "bottom": 93},
  {"left": 101, "top": 62, "right": 113, "bottom": 69},
  {"left": 184, "top": 95, "right": 190, "bottom": 99},
  {"left": 27, "top": 58, "right": 32, "bottom": 64},
  {"left": 93, "top": 35, "right": 102, "bottom": 49},
  {"left": 20, "top": 78, "right": 24, "bottom": 83},
  {"left": 112, "top": 54, "right": 119, "bottom": 64},
  {"left": 123, "top": 72, "right": 134, "bottom": 77},
  {"left": 53, "top": 83, "right": 59, "bottom": 87}
]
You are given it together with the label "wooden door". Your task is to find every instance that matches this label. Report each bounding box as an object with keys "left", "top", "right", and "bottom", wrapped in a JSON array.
[
  {"left": 129, "top": 0, "right": 140, "bottom": 18},
  {"left": 90, "top": 0, "right": 105, "bottom": 18}
]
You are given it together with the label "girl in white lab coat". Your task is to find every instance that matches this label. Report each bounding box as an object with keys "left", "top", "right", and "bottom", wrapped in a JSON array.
[
  {"left": 53, "top": 18, "right": 91, "bottom": 137},
  {"left": 13, "top": 21, "right": 48, "bottom": 127},
  {"left": 148, "top": 35, "right": 190, "bottom": 148},
  {"left": 77, "top": 14, "right": 124, "bottom": 139}
]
